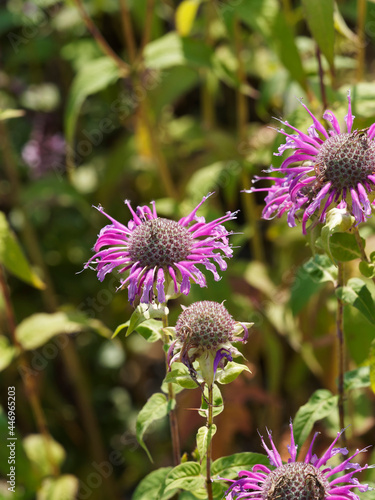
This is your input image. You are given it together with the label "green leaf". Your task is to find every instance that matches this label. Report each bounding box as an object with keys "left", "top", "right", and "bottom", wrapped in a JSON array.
[
  {"left": 370, "top": 340, "right": 375, "bottom": 394},
  {"left": 16, "top": 311, "right": 112, "bottom": 350},
  {"left": 136, "top": 319, "right": 163, "bottom": 343},
  {"left": 136, "top": 393, "right": 174, "bottom": 461},
  {"left": 302, "top": 254, "right": 338, "bottom": 284},
  {"left": 235, "top": 0, "right": 306, "bottom": 89},
  {"left": 215, "top": 361, "right": 251, "bottom": 385},
  {"left": 112, "top": 303, "right": 168, "bottom": 338},
  {"left": 64, "top": 57, "right": 120, "bottom": 153},
  {"left": 196, "top": 424, "right": 216, "bottom": 462},
  {"left": 37, "top": 474, "right": 79, "bottom": 500},
  {"left": 302, "top": 0, "right": 334, "bottom": 69},
  {"left": 211, "top": 452, "right": 270, "bottom": 478},
  {"left": 0, "top": 212, "right": 45, "bottom": 289},
  {"left": 336, "top": 278, "right": 375, "bottom": 325},
  {"left": 290, "top": 266, "right": 323, "bottom": 316},
  {"left": 164, "top": 462, "right": 205, "bottom": 492},
  {"left": 0, "top": 335, "right": 17, "bottom": 372},
  {"left": 176, "top": 0, "right": 201, "bottom": 37},
  {"left": 23, "top": 434, "right": 65, "bottom": 479},
  {"left": 164, "top": 362, "right": 198, "bottom": 390},
  {"left": 199, "top": 384, "right": 223, "bottom": 418},
  {"left": 132, "top": 467, "right": 177, "bottom": 500},
  {"left": 293, "top": 389, "right": 338, "bottom": 454},
  {"left": 0, "top": 108, "right": 25, "bottom": 121},
  {"left": 329, "top": 232, "right": 363, "bottom": 262},
  {"left": 144, "top": 32, "right": 213, "bottom": 70},
  {"left": 344, "top": 366, "right": 370, "bottom": 392},
  {"left": 359, "top": 261, "right": 375, "bottom": 279}
]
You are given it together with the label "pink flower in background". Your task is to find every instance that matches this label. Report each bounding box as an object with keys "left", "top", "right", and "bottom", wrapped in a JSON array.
[
  {"left": 247, "top": 92, "right": 375, "bottom": 234},
  {"left": 85, "top": 194, "right": 237, "bottom": 305},
  {"left": 222, "top": 422, "right": 372, "bottom": 499}
]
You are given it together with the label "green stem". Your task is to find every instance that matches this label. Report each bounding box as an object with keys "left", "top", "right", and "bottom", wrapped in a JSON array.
[
  {"left": 162, "top": 312, "right": 181, "bottom": 466},
  {"left": 356, "top": 0, "right": 367, "bottom": 82},
  {"left": 206, "top": 384, "right": 214, "bottom": 500},
  {"left": 336, "top": 262, "right": 346, "bottom": 446}
]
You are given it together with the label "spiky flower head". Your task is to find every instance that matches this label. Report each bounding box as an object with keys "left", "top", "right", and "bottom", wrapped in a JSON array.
[
  {"left": 247, "top": 92, "right": 375, "bottom": 234},
  {"left": 222, "top": 422, "right": 373, "bottom": 499},
  {"left": 167, "top": 301, "right": 251, "bottom": 385},
  {"left": 84, "top": 194, "right": 237, "bottom": 305}
]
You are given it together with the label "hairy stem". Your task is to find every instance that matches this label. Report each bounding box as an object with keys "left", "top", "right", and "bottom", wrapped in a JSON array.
[
  {"left": 206, "top": 384, "right": 214, "bottom": 500},
  {"left": 336, "top": 262, "right": 346, "bottom": 446},
  {"left": 162, "top": 313, "right": 181, "bottom": 466}
]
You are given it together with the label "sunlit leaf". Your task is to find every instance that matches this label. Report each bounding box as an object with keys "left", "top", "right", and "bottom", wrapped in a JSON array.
[
  {"left": 293, "top": 389, "right": 338, "bottom": 454},
  {"left": 344, "top": 366, "right": 370, "bottom": 392},
  {"left": 302, "top": 0, "right": 334, "bottom": 69},
  {"left": 176, "top": 0, "right": 201, "bottom": 37},
  {"left": 0, "top": 335, "right": 17, "bottom": 372},
  {"left": 370, "top": 340, "right": 375, "bottom": 395},
  {"left": 329, "top": 232, "right": 363, "bottom": 262},
  {"left": 196, "top": 424, "right": 216, "bottom": 462},
  {"left": 211, "top": 452, "right": 270, "bottom": 478},
  {"left": 0, "top": 212, "right": 45, "bottom": 289},
  {"left": 216, "top": 361, "right": 251, "bottom": 385},
  {"left": 336, "top": 278, "right": 375, "bottom": 325},
  {"left": 164, "top": 362, "right": 198, "bottom": 390},
  {"left": 136, "top": 393, "right": 174, "bottom": 461},
  {"left": 16, "top": 311, "right": 111, "bottom": 350},
  {"left": 37, "top": 475, "right": 79, "bottom": 500},
  {"left": 164, "top": 462, "right": 205, "bottom": 492},
  {"left": 302, "top": 254, "right": 338, "bottom": 284},
  {"left": 64, "top": 57, "right": 120, "bottom": 156},
  {"left": 144, "top": 32, "right": 213, "bottom": 69},
  {"left": 132, "top": 467, "right": 177, "bottom": 500},
  {"left": 23, "top": 434, "right": 65, "bottom": 479},
  {"left": 0, "top": 108, "right": 25, "bottom": 121}
]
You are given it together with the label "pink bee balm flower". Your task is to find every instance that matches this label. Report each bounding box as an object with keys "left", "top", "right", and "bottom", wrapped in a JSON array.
[
  {"left": 84, "top": 194, "right": 237, "bottom": 305},
  {"left": 222, "top": 422, "right": 373, "bottom": 500},
  {"left": 247, "top": 92, "right": 375, "bottom": 234}
]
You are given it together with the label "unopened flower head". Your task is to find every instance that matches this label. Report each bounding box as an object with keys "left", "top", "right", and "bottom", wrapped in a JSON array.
[
  {"left": 167, "top": 301, "right": 251, "bottom": 385},
  {"left": 222, "top": 422, "right": 373, "bottom": 500},
  {"left": 84, "top": 194, "right": 237, "bottom": 305},
  {"left": 247, "top": 92, "right": 375, "bottom": 234}
]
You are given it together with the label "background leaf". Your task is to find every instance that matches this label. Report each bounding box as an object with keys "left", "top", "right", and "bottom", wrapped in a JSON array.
[
  {"left": 0, "top": 212, "right": 45, "bottom": 289},
  {"left": 302, "top": 0, "right": 335, "bottom": 69},
  {"left": 293, "top": 389, "right": 338, "bottom": 454}
]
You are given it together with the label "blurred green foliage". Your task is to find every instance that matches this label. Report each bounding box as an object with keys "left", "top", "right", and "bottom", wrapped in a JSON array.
[{"left": 0, "top": 0, "right": 375, "bottom": 498}]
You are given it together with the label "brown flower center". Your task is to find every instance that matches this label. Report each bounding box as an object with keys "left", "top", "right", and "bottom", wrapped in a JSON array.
[
  {"left": 315, "top": 131, "right": 375, "bottom": 190},
  {"left": 262, "top": 463, "right": 328, "bottom": 500},
  {"left": 175, "top": 301, "right": 235, "bottom": 350},
  {"left": 127, "top": 218, "right": 193, "bottom": 267}
]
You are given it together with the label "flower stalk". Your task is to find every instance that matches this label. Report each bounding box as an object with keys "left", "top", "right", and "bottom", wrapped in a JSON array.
[
  {"left": 336, "top": 261, "right": 346, "bottom": 446},
  {"left": 206, "top": 384, "right": 214, "bottom": 500}
]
